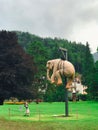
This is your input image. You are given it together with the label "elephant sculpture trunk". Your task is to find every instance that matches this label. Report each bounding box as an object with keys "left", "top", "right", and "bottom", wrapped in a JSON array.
[{"left": 47, "top": 69, "right": 51, "bottom": 81}]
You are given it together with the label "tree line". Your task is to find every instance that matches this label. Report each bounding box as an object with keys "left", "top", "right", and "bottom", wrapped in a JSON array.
[
  {"left": 0, "top": 30, "right": 98, "bottom": 104},
  {"left": 17, "top": 31, "right": 98, "bottom": 101}
]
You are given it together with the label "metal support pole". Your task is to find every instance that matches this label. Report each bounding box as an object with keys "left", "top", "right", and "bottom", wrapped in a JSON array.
[
  {"left": 59, "top": 47, "right": 69, "bottom": 117},
  {"left": 65, "top": 81, "right": 68, "bottom": 117}
]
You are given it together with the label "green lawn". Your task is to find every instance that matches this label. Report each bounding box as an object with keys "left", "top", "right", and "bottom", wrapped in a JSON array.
[{"left": 0, "top": 101, "right": 98, "bottom": 130}]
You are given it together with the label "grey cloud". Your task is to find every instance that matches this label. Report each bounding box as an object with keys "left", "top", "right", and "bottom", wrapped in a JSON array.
[{"left": 0, "top": 0, "right": 98, "bottom": 52}]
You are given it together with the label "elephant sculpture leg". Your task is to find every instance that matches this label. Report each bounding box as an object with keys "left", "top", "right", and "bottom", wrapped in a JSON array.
[
  {"left": 51, "top": 70, "right": 74, "bottom": 88},
  {"left": 50, "top": 70, "right": 62, "bottom": 85},
  {"left": 51, "top": 74, "right": 56, "bottom": 84},
  {"left": 51, "top": 71, "right": 62, "bottom": 85},
  {"left": 54, "top": 71, "right": 63, "bottom": 85}
]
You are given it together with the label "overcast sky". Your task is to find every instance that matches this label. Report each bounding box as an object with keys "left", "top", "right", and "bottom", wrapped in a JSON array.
[{"left": 0, "top": 0, "right": 98, "bottom": 53}]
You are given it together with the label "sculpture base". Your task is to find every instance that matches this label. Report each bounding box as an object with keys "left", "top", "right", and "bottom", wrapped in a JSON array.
[{"left": 53, "top": 114, "right": 71, "bottom": 118}]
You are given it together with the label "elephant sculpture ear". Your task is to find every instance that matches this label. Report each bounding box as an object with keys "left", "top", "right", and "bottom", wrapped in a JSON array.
[
  {"left": 47, "top": 61, "right": 50, "bottom": 64},
  {"left": 47, "top": 61, "right": 53, "bottom": 69},
  {"left": 47, "top": 61, "right": 50, "bottom": 67}
]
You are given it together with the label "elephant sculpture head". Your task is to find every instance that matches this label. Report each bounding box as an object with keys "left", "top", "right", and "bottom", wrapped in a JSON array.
[{"left": 46, "top": 60, "right": 54, "bottom": 81}]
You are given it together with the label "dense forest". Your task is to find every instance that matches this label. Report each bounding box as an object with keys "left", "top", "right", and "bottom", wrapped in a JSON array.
[
  {"left": 16, "top": 31, "right": 98, "bottom": 101},
  {"left": 0, "top": 30, "right": 97, "bottom": 103}
]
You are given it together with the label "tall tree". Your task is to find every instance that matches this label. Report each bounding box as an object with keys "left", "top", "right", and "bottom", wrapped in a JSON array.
[
  {"left": 90, "top": 61, "right": 98, "bottom": 100},
  {"left": 82, "top": 42, "right": 94, "bottom": 98},
  {"left": 27, "top": 39, "right": 48, "bottom": 99},
  {"left": 0, "top": 31, "right": 36, "bottom": 104}
]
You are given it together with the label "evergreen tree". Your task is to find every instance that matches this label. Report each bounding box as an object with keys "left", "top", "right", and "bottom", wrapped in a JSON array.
[
  {"left": 90, "top": 61, "right": 98, "bottom": 100},
  {"left": 0, "top": 31, "right": 36, "bottom": 104},
  {"left": 27, "top": 39, "right": 48, "bottom": 99},
  {"left": 82, "top": 42, "right": 94, "bottom": 98}
]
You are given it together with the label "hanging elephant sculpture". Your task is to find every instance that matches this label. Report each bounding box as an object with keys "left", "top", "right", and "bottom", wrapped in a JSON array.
[{"left": 46, "top": 59, "right": 75, "bottom": 89}]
